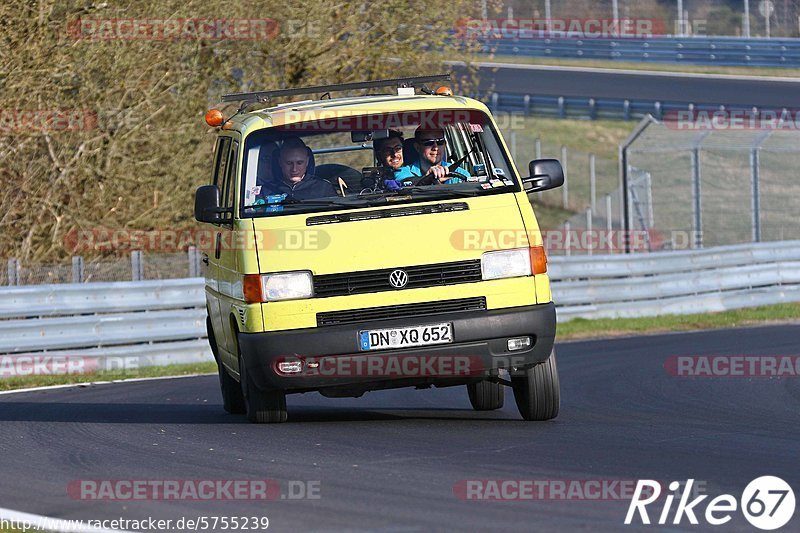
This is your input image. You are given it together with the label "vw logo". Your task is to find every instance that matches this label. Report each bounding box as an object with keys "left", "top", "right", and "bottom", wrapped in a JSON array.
[{"left": 388, "top": 269, "right": 409, "bottom": 288}]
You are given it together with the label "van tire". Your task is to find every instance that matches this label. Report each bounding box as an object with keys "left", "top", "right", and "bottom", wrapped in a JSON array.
[
  {"left": 218, "top": 361, "right": 246, "bottom": 415},
  {"left": 467, "top": 381, "right": 504, "bottom": 410},
  {"left": 511, "top": 350, "right": 560, "bottom": 421},
  {"left": 239, "top": 352, "right": 287, "bottom": 424},
  {"left": 208, "top": 317, "right": 245, "bottom": 414}
]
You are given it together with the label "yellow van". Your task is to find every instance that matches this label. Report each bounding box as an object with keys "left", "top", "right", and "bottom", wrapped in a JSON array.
[{"left": 195, "top": 75, "right": 564, "bottom": 423}]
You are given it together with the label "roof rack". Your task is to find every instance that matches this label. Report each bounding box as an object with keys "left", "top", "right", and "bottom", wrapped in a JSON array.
[{"left": 220, "top": 74, "right": 451, "bottom": 103}]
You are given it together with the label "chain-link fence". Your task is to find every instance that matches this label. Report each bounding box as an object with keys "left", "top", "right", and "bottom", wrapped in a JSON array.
[
  {"left": 502, "top": 113, "right": 799, "bottom": 255},
  {"left": 623, "top": 118, "right": 800, "bottom": 251},
  {"left": 498, "top": 114, "right": 625, "bottom": 255},
  {"left": 2, "top": 249, "right": 205, "bottom": 286}
]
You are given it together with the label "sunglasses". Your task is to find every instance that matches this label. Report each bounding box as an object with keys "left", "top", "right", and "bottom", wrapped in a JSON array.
[
  {"left": 381, "top": 144, "right": 403, "bottom": 155},
  {"left": 421, "top": 138, "right": 446, "bottom": 147}
]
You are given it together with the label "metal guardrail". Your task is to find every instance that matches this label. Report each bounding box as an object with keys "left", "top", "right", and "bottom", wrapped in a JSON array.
[
  {"left": 0, "top": 241, "right": 797, "bottom": 374},
  {"left": 0, "top": 278, "right": 205, "bottom": 319},
  {"left": 486, "top": 92, "right": 776, "bottom": 122},
  {"left": 481, "top": 36, "right": 800, "bottom": 67},
  {"left": 550, "top": 241, "right": 800, "bottom": 321},
  {"left": 0, "top": 278, "right": 211, "bottom": 371}
]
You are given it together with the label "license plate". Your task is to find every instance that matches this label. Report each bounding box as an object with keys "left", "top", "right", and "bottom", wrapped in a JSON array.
[{"left": 359, "top": 323, "right": 453, "bottom": 351}]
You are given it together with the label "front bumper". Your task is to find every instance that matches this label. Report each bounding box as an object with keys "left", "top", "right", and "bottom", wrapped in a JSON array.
[{"left": 238, "top": 302, "right": 556, "bottom": 393}]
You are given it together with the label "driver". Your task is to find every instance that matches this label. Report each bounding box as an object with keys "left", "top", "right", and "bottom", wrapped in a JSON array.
[
  {"left": 259, "top": 136, "right": 336, "bottom": 200},
  {"left": 374, "top": 130, "right": 405, "bottom": 172},
  {"left": 394, "top": 128, "right": 469, "bottom": 184}
]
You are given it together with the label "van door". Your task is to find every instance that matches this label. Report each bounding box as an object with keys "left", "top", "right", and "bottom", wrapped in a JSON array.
[
  {"left": 216, "top": 138, "right": 241, "bottom": 369},
  {"left": 205, "top": 136, "right": 231, "bottom": 360}
]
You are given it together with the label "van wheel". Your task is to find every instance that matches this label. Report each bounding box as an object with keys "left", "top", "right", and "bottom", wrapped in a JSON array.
[
  {"left": 239, "top": 353, "right": 287, "bottom": 424},
  {"left": 218, "top": 361, "right": 246, "bottom": 415},
  {"left": 467, "top": 380, "right": 504, "bottom": 410},
  {"left": 511, "top": 350, "right": 560, "bottom": 421},
  {"left": 208, "top": 317, "right": 245, "bottom": 414}
]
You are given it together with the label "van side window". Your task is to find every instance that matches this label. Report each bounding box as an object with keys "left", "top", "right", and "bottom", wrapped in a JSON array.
[
  {"left": 222, "top": 141, "right": 239, "bottom": 216},
  {"left": 213, "top": 137, "right": 232, "bottom": 188}
]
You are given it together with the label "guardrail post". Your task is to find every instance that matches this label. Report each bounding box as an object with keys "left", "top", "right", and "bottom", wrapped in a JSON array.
[
  {"left": 561, "top": 145, "right": 569, "bottom": 209},
  {"left": 490, "top": 92, "right": 499, "bottom": 115},
  {"left": 691, "top": 147, "right": 703, "bottom": 249},
  {"left": 564, "top": 221, "right": 571, "bottom": 257},
  {"left": 131, "top": 251, "right": 144, "bottom": 281},
  {"left": 7, "top": 258, "right": 19, "bottom": 286},
  {"left": 605, "top": 194, "right": 613, "bottom": 233},
  {"left": 510, "top": 131, "right": 517, "bottom": 163},
  {"left": 589, "top": 153, "right": 596, "bottom": 213},
  {"left": 188, "top": 246, "right": 199, "bottom": 278},
  {"left": 654, "top": 101, "right": 662, "bottom": 120},
  {"left": 750, "top": 148, "right": 762, "bottom": 243},
  {"left": 586, "top": 208, "right": 593, "bottom": 256},
  {"left": 558, "top": 96, "right": 565, "bottom": 119},
  {"left": 523, "top": 94, "right": 530, "bottom": 115},
  {"left": 588, "top": 98, "right": 596, "bottom": 120},
  {"left": 72, "top": 256, "right": 84, "bottom": 283},
  {"left": 623, "top": 100, "right": 630, "bottom": 121}
]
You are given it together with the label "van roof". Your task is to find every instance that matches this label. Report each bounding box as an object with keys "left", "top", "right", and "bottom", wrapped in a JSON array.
[{"left": 225, "top": 94, "right": 491, "bottom": 133}]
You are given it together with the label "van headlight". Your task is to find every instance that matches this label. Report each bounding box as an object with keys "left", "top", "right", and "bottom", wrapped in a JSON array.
[
  {"left": 263, "top": 271, "right": 313, "bottom": 301},
  {"left": 243, "top": 271, "right": 313, "bottom": 303},
  {"left": 481, "top": 248, "right": 532, "bottom": 280}
]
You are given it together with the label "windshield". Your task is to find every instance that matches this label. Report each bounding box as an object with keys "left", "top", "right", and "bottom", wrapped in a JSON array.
[{"left": 239, "top": 109, "right": 518, "bottom": 217}]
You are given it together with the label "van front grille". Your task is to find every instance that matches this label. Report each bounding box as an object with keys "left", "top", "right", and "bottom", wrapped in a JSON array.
[
  {"left": 316, "top": 297, "right": 487, "bottom": 326},
  {"left": 313, "top": 259, "right": 482, "bottom": 298}
]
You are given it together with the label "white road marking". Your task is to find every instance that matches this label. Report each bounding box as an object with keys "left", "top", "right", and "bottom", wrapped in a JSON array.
[
  {"left": 0, "top": 505, "right": 132, "bottom": 532},
  {"left": 0, "top": 373, "right": 214, "bottom": 396}
]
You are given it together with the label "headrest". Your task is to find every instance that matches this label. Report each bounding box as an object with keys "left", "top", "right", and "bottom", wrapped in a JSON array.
[
  {"left": 256, "top": 141, "right": 278, "bottom": 187},
  {"left": 402, "top": 138, "right": 417, "bottom": 166},
  {"left": 271, "top": 145, "right": 316, "bottom": 181}
]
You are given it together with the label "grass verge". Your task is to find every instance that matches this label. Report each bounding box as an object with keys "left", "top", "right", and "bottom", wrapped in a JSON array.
[
  {"left": 483, "top": 55, "right": 800, "bottom": 78},
  {"left": 0, "top": 361, "right": 216, "bottom": 392},
  {"left": 558, "top": 302, "right": 800, "bottom": 341}
]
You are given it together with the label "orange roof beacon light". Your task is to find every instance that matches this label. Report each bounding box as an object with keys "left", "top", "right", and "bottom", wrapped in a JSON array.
[
  {"left": 435, "top": 86, "right": 453, "bottom": 96},
  {"left": 205, "top": 109, "right": 224, "bottom": 127}
]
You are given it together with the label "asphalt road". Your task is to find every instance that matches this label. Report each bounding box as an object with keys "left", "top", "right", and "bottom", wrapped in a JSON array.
[
  {"left": 1, "top": 325, "right": 798, "bottom": 532},
  {"left": 466, "top": 62, "right": 800, "bottom": 108}
]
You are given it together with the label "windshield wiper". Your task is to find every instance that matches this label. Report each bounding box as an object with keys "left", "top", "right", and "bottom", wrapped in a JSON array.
[
  {"left": 245, "top": 196, "right": 366, "bottom": 210},
  {"left": 398, "top": 187, "right": 482, "bottom": 198}
]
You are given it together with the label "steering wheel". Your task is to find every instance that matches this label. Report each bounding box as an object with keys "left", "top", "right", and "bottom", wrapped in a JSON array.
[{"left": 411, "top": 171, "right": 464, "bottom": 187}]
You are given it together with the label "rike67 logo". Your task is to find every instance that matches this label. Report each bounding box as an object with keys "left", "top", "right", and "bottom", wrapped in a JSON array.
[{"left": 625, "top": 477, "right": 795, "bottom": 530}]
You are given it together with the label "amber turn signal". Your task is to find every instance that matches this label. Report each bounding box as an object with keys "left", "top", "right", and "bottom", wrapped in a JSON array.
[
  {"left": 530, "top": 246, "right": 547, "bottom": 274},
  {"left": 243, "top": 274, "right": 265, "bottom": 304},
  {"left": 205, "top": 109, "right": 225, "bottom": 127}
]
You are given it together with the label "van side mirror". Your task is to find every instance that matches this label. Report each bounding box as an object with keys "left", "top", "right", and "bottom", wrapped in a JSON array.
[
  {"left": 522, "top": 159, "right": 564, "bottom": 192},
  {"left": 194, "top": 185, "right": 229, "bottom": 223}
]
